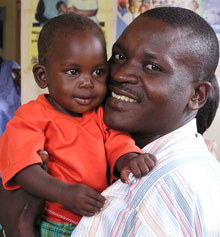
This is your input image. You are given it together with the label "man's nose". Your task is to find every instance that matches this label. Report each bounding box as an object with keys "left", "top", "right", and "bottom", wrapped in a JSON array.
[
  {"left": 79, "top": 76, "right": 94, "bottom": 89},
  {"left": 111, "top": 63, "right": 139, "bottom": 84}
]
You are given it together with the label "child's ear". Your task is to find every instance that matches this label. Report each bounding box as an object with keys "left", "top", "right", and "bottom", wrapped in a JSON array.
[
  {"left": 188, "top": 81, "right": 211, "bottom": 110},
  {"left": 32, "top": 64, "right": 48, "bottom": 89}
]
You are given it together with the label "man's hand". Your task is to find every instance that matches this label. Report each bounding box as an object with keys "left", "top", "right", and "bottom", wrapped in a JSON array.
[
  {"left": 61, "top": 184, "right": 106, "bottom": 217},
  {"left": 115, "top": 153, "right": 156, "bottom": 184},
  {"left": 0, "top": 150, "right": 49, "bottom": 236}
]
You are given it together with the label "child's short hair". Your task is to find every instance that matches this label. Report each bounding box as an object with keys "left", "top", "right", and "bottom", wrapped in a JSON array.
[{"left": 38, "top": 13, "right": 106, "bottom": 65}]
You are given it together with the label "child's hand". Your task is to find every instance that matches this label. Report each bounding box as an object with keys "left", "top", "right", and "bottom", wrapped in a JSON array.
[
  {"left": 61, "top": 184, "right": 106, "bottom": 217},
  {"left": 38, "top": 150, "right": 49, "bottom": 171},
  {"left": 116, "top": 153, "right": 156, "bottom": 184}
]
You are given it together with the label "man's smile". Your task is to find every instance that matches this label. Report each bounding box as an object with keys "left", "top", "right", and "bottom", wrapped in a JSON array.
[{"left": 111, "top": 92, "right": 137, "bottom": 103}]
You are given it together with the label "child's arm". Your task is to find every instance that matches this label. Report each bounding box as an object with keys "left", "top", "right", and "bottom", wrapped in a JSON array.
[
  {"left": 14, "top": 165, "right": 106, "bottom": 217},
  {"left": 114, "top": 153, "right": 156, "bottom": 184}
]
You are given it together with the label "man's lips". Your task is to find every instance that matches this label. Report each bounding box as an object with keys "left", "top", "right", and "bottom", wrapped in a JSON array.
[
  {"left": 111, "top": 91, "right": 137, "bottom": 103},
  {"left": 108, "top": 84, "right": 139, "bottom": 103}
]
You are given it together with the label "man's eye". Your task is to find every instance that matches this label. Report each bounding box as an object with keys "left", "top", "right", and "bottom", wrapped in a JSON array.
[
  {"left": 113, "top": 53, "right": 126, "bottom": 62},
  {"left": 67, "top": 69, "right": 79, "bottom": 75},
  {"left": 145, "top": 64, "right": 162, "bottom": 72},
  {"left": 93, "top": 69, "right": 104, "bottom": 76}
]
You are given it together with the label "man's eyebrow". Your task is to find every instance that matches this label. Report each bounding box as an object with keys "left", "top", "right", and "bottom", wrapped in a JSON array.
[
  {"left": 143, "top": 50, "right": 159, "bottom": 60},
  {"left": 112, "top": 43, "right": 125, "bottom": 52},
  {"left": 143, "top": 50, "right": 172, "bottom": 71}
]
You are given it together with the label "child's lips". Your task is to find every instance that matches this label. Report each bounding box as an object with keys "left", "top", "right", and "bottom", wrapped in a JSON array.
[{"left": 74, "top": 97, "right": 93, "bottom": 105}]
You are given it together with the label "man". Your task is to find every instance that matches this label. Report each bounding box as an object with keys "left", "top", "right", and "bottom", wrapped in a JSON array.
[
  {"left": 1, "top": 7, "right": 220, "bottom": 236},
  {"left": 72, "top": 7, "right": 220, "bottom": 236}
]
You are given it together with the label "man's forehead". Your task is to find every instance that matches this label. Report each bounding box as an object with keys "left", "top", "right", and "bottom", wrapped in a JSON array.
[
  {"left": 117, "top": 18, "right": 191, "bottom": 55},
  {"left": 120, "top": 17, "right": 179, "bottom": 44}
]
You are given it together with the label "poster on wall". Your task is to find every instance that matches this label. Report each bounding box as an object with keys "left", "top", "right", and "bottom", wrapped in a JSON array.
[
  {"left": 28, "top": 0, "right": 109, "bottom": 68},
  {"left": 203, "top": 0, "right": 220, "bottom": 66},
  {"left": 116, "top": 0, "right": 203, "bottom": 39},
  {"left": 203, "top": 0, "right": 220, "bottom": 33}
]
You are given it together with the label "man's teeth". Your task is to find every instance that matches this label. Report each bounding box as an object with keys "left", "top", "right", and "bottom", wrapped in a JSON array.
[{"left": 112, "top": 92, "right": 137, "bottom": 103}]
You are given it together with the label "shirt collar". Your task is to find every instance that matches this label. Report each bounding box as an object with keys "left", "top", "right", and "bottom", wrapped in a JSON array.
[{"left": 142, "top": 119, "right": 197, "bottom": 153}]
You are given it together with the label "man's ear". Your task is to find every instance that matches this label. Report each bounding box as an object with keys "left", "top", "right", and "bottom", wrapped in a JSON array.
[
  {"left": 32, "top": 64, "right": 48, "bottom": 89},
  {"left": 188, "top": 81, "right": 211, "bottom": 110}
]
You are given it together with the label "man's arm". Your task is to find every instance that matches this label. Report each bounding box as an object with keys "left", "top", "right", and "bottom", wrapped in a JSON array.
[
  {"left": 0, "top": 179, "right": 45, "bottom": 237},
  {"left": 0, "top": 151, "right": 48, "bottom": 236}
]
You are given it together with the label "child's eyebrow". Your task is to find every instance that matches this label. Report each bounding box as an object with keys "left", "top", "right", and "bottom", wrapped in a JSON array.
[
  {"left": 60, "top": 62, "right": 79, "bottom": 67},
  {"left": 59, "top": 62, "right": 107, "bottom": 68},
  {"left": 93, "top": 62, "right": 108, "bottom": 67}
]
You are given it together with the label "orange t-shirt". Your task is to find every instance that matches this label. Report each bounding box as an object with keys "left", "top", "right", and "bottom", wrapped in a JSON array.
[{"left": 0, "top": 94, "right": 142, "bottom": 225}]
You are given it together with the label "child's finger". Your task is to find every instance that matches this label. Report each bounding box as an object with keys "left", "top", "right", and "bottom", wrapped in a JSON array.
[
  {"left": 38, "top": 150, "right": 49, "bottom": 161},
  {"left": 128, "top": 160, "right": 142, "bottom": 178},
  {"left": 38, "top": 150, "right": 49, "bottom": 171},
  {"left": 120, "top": 168, "right": 131, "bottom": 184},
  {"left": 144, "top": 154, "right": 156, "bottom": 171}
]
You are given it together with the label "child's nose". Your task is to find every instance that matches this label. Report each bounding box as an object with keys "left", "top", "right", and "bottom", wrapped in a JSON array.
[{"left": 79, "top": 77, "right": 94, "bottom": 89}]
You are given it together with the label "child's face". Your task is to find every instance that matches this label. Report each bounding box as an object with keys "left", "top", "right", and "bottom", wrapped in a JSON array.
[
  {"left": 45, "top": 31, "right": 108, "bottom": 115},
  {"left": 58, "top": 3, "right": 67, "bottom": 13}
]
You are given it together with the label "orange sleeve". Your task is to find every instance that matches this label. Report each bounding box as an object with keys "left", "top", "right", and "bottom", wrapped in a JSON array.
[
  {"left": 96, "top": 107, "right": 143, "bottom": 180},
  {"left": 0, "top": 100, "right": 48, "bottom": 190}
]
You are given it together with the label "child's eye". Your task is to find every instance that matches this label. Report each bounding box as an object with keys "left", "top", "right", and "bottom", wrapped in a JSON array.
[
  {"left": 145, "top": 64, "right": 162, "bottom": 72},
  {"left": 66, "top": 69, "right": 79, "bottom": 76},
  {"left": 113, "top": 53, "right": 126, "bottom": 62},
  {"left": 93, "top": 69, "right": 104, "bottom": 76}
]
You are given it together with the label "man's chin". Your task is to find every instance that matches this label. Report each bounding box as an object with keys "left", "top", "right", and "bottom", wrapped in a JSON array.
[
  {"left": 104, "top": 103, "right": 130, "bottom": 131},
  {"left": 104, "top": 104, "right": 122, "bottom": 129}
]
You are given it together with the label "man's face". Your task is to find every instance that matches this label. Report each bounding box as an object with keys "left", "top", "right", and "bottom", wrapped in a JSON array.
[{"left": 104, "top": 17, "right": 196, "bottom": 147}]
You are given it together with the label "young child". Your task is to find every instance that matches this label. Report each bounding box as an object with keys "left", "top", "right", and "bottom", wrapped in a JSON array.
[
  {"left": 0, "top": 13, "right": 156, "bottom": 235},
  {"left": 56, "top": 1, "right": 68, "bottom": 15}
]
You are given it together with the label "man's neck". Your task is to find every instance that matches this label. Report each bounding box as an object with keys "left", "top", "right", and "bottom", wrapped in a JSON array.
[
  {"left": 132, "top": 118, "right": 196, "bottom": 149},
  {"left": 132, "top": 134, "right": 162, "bottom": 149}
]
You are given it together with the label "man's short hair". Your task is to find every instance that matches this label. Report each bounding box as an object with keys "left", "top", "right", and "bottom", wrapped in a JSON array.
[
  {"left": 196, "top": 75, "right": 219, "bottom": 134},
  {"left": 141, "top": 7, "right": 219, "bottom": 82}
]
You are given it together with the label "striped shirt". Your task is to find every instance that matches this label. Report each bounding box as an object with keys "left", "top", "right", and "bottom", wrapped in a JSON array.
[{"left": 72, "top": 119, "right": 220, "bottom": 236}]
